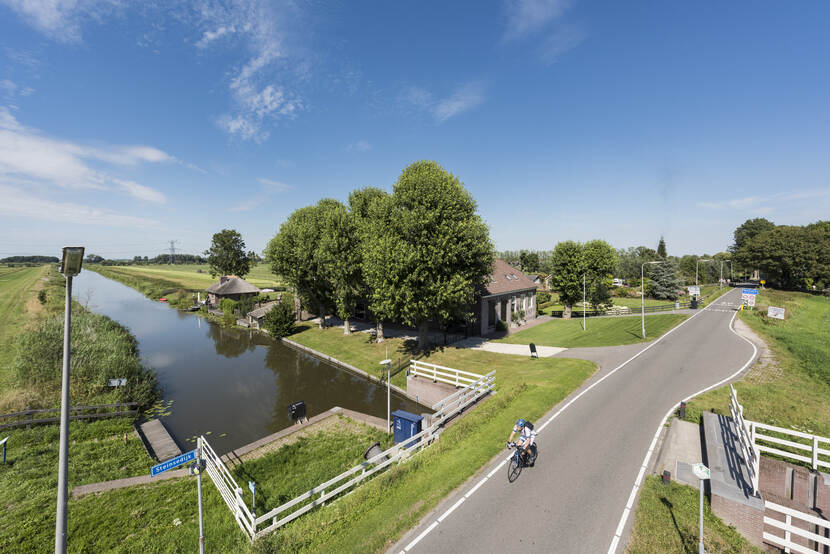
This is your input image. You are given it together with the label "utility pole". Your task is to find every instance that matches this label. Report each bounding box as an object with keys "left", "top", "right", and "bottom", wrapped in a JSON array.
[
  {"left": 168, "top": 240, "right": 178, "bottom": 265},
  {"left": 582, "top": 273, "right": 586, "bottom": 331}
]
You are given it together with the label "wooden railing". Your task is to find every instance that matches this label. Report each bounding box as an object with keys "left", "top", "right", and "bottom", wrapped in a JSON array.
[
  {"left": 763, "top": 500, "right": 830, "bottom": 554},
  {"left": 0, "top": 403, "right": 139, "bottom": 430}
]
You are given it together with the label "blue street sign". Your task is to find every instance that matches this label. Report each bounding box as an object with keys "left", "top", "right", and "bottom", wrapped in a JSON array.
[
  {"left": 742, "top": 289, "right": 759, "bottom": 295},
  {"left": 151, "top": 449, "right": 196, "bottom": 476}
]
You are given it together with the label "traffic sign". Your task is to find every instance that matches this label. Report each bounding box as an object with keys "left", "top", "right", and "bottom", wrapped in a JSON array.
[
  {"left": 741, "top": 288, "right": 758, "bottom": 295},
  {"left": 688, "top": 286, "right": 700, "bottom": 296},
  {"left": 692, "top": 463, "right": 710, "bottom": 480},
  {"left": 151, "top": 449, "right": 197, "bottom": 476}
]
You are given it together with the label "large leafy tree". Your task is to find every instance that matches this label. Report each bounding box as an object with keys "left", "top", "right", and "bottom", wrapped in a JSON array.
[
  {"left": 204, "top": 229, "right": 255, "bottom": 278},
  {"left": 616, "top": 246, "right": 659, "bottom": 281},
  {"left": 731, "top": 217, "right": 775, "bottom": 253},
  {"left": 519, "top": 251, "right": 540, "bottom": 273},
  {"left": 739, "top": 222, "right": 830, "bottom": 290},
  {"left": 551, "top": 241, "right": 583, "bottom": 319},
  {"left": 363, "top": 161, "right": 494, "bottom": 349},
  {"left": 265, "top": 205, "right": 334, "bottom": 326},
  {"left": 583, "top": 240, "right": 617, "bottom": 309},
  {"left": 316, "top": 199, "right": 363, "bottom": 334}
]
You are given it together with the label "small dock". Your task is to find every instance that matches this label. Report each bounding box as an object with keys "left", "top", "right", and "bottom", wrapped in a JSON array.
[{"left": 139, "top": 419, "right": 181, "bottom": 462}]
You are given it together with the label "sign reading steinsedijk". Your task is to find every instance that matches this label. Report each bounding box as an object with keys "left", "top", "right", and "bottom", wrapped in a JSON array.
[{"left": 151, "top": 449, "right": 196, "bottom": 476}]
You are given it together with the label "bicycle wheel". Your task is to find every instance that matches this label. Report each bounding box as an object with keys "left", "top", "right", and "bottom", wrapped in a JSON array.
[{"left": 507, "top": 452, "right": 522, "bottom": 482}]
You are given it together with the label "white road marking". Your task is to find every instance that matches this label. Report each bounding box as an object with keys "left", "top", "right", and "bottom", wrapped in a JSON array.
[
  {"left": 437, "top": 498, "right": 465, "bottom": 522},
  {"left": 607, "top": 297, "right": 759, "bottom": 553},
  {"left": 402, "top": 293, "right": 722, "bottom": 552}
]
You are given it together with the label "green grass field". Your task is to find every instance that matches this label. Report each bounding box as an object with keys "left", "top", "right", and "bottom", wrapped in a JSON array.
[
  {"left": 495, "top": 313, "right": 688, "bottom": 348},
  {"left": 626, "top": 477, "right": 762, "bottom": 553},
  {"left": 683, "top": 289, "right": 830, "bottom": 436},
  {"left": 0, "top": 265, "right": 47, "bottom": 369},
  {"left": 1, "top": 417, "right": 391, "bottom": 552}
]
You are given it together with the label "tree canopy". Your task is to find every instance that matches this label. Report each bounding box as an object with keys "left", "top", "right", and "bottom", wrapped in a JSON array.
[
  {"left": 657, "top": 237, "right": 667, "bottom": 258},
  {"left": 204, "top": 229, "right": 256, "bottom": 278}
]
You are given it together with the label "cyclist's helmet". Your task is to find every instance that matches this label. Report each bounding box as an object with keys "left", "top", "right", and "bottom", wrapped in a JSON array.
[{"left": 515, "top": 419, "right": 526, "bottom": 428}]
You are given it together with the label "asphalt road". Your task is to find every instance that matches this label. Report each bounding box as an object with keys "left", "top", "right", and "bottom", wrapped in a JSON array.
[{"left": 391, "top": 288, "right": 756, "bottom": 554}]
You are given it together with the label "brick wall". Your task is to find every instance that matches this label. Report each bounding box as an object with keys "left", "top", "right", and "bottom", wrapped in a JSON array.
[{"left": 710, "top": 493, "right": 766, "bottom": 549}]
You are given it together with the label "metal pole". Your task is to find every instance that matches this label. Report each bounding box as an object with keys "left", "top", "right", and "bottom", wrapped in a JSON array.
[
  {"left": 55, "top": 274, "right": 72, "bottom": 554},
  {"left": 582, "top": 273, "right": 586, "bottom": 331},
  {"left": 387, "top": 365, "right": 391, "bottom": 435},
  {"left": 197, "top": 444, "right": 205, "bottom": 554},
  {"left": 719, "top": 261, "right": 723, "bottom": 290},
  {"left": 699, "top": 477, "right": 704, "bottom": 554},
  {"left": 641, "top": 263, "right": 646, "bottom": 339}
]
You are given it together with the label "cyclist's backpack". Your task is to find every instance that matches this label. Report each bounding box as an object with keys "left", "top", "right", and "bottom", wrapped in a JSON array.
[{"left": 524, "top": 421, "right": 534, "bottom": 431}]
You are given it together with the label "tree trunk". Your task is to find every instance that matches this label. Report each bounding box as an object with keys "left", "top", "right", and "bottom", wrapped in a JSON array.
[
  {"left": 376, "top": 321, "right": 384, "bottom": 343},
  {"left": 318, "top": 307, "right": 325, "bottom": 329},
  {"left": 293, "top": 288, "right": 301, "bottom": 322},
  {"left": 563, "top": 304, "right": 572, "bottom": 319},
  {"left": 343, "top": 316, "right": 351, "bottom": 335},
  {"left": 418, "top": 321, "right": 429, "bottom": 350}
]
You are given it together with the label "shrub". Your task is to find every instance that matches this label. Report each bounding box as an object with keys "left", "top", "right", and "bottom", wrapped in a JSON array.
[
  {"left": 519, "top": 310, "right": 525, "bottom": 320},
  {"left": 220, "top": 298, "right": 237, "bottom": 316},
  {"left": 496, "top": 319, "right": 507, "bottom": 332},
  {"left": 262, "top": 300, "right": 296, "bottom": 337},
  {"left": 537, "top": 290, "right": 551, "bottom": 304},
  {"left": 37, "top": 290, "right": 47, "bottom": 305}
]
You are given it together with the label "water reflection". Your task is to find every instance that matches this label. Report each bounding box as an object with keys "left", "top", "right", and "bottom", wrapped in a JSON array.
[{"left": 73, "top": 271, "right": 425, "bottom": 454}]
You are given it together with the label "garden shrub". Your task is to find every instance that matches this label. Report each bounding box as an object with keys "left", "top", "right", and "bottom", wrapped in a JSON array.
[{"left": 262, "top": 300, "right": 296, "bottom": 337}]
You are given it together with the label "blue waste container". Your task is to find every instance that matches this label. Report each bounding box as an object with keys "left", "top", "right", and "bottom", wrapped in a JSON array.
[{"left": 391, "top": 410, "right": 423, "bottom": 448}]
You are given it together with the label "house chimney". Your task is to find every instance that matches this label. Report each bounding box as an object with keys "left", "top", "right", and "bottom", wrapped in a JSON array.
[{"left": 219, "top": 276, "right": 229, "bottom": 284}]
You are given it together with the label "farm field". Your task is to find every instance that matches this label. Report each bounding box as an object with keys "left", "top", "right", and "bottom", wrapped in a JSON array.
[
  {"left": 92, "top": 263, "right": 281, "bottom": 290},
  {"left": 0, "top": 265, "right": 49, "bottom": 394}
]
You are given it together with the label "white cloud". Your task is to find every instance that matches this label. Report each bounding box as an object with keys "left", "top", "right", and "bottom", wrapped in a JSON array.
[
  {"left": 0, "top": 0, "right": 123, "bottom": 43},
  {"left": 433, "top": 83, "right": 486, "bottom": 123},
  {"left": 195, "top": 25, "right": 235, "bottom": 49},
  {"left": 697, "top": 190, "right": 830, "bottom": 213},
  {"left": 347, "top": 140, "right": 371, "bottom": 152},
  {"left": 0, "top": 184, "right": 160, "bottom": 228},
  {"left": 0, "top": 106, "right": 169, "bottom": 202},
  {"left": 0, "top": 79, "right": 35, "bottom": 99},
  {"left": 539, "top": 25, "right": 585, "bottom": 64},
  {"left": 113, "top": 179, "right": 166, "bottom": 204},
  {"left": 503, "top": 0, "right": 570, "bottom": 41},
  {"left": 228, "top": 178, "right": 290, "bottom": 212}
]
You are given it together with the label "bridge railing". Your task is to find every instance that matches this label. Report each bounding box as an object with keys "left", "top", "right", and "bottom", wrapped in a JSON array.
[
  {"left": 409, "top": 359, "right": 482, "bottom": 388},
  {"left": 763, "top": 500, "right": 830, "bottom": 554}
]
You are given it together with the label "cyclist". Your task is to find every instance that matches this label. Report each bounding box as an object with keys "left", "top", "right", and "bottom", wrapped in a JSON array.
[{"left": 507, "top": 418, "right": 536, "bottom": 464}]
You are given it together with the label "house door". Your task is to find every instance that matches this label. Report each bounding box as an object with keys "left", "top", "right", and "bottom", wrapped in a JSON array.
[
  {"left": 500, "top": 300, "right": 507, "bottom": 322},
  {"left": 488, "top": 301, "right": 496, "bottom": 328}
]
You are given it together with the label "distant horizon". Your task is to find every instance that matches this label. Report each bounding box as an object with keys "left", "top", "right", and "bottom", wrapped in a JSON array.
[{"left": 2, "top": 2, "right": 829, "bottom": 259}]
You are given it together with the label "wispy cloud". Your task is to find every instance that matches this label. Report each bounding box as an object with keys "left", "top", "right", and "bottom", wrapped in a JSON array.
[
  {"left": 0, "top": 184, "right": 160, "bottom": 228},
  {"left": 402, "top": 82, "right": 486, "bottom": 123},
  {"left": 0, "top": 106, "right": 169, "bottom": 203},
  {"left": 0, "top": 79, "right": 35, "bottom": 99},
  {"left": 195, "top": 25, "right": 235, "bottom": 49},
  {"left": 539, "top": 25, "right": 585, "bottom": 64},
  {"left": 698, "top": 190, "right": 830, "bottom": 213},
  {"left": 347, "top": 140, "right": 371, "bottom": 152},
  {"left": 503, "top": 0, "right": 571, "bottom": 41},
  {"left": 229, "top": 177, "right": 291, "bottom": 212},
  {"left": 0, "top": 0, "right": 124, "bottom": 43}
]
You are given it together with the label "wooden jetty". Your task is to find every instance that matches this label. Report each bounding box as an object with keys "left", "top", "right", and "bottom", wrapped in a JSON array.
[{"left": 139, "top": 419, "right": 181, "bottom": 462}]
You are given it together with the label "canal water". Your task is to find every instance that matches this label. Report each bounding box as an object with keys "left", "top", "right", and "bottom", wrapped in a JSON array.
[{"left": 74, "top": 271, "right": 424, "bottom": 454}]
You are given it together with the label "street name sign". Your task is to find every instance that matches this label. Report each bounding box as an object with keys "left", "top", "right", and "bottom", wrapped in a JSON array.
[
  {"left": 767, "top": 306, "right": 785, "bottom": 320},
  {"left": 688, "top": 286, "right": 700, "bottom": 296},
  {"left": 741, "top": 288, "right": 759, "bottom": 295},
  {"left": 151, "top": 449, "right": 196, "bottom": 476},
  {"left": 692, "top": 463, "right": 710, "bottom": 480}
]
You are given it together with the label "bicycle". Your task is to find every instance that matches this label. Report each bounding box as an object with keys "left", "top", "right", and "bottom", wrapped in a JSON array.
[{"left": 506, "top": 441, "right": 538, "bottom": 483}]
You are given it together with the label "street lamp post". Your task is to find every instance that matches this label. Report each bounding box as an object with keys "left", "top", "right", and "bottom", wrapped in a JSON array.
[
  {"left": 582, "top": 273, "right": 586, "bottom": 331},
  {"left": 380, "top": 359, "right": 391, "bottom": 435},
  {"left": 56, "top": 247, "right": 84, "bottom": 554},
  {"left": 695, "top": 258, "right": 714, "bottom": 288},
  {"left": 641, "top": 260, "right": 668, "bottom": 339}
]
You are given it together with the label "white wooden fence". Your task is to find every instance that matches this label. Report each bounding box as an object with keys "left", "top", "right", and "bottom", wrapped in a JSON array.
[
  {"left": 763, "top": 500, "right": 830, "bottom": 554},
  {"left": 730, "top": 385, "right": 830, "bottom": 497},
  {"left": 409, "top": 359, "right": 482, "bottom": 388},
  {"left": 201, "top": 369, "right": 494, "bottom": 542},
  {"left": 199, "top": 436, "right": 255, "bottom": 540},
  {"left": 729, "top": 385, "right": 761, "bottom": 496}
]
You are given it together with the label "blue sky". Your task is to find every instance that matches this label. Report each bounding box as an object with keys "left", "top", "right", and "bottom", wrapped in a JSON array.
[{"left": 1, "top": 1, "right": 828, "bottom": 260}]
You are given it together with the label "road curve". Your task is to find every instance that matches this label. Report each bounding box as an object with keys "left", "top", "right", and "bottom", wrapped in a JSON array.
[{"left": 390, "top": 288, "right": 756, "bottom": 554}]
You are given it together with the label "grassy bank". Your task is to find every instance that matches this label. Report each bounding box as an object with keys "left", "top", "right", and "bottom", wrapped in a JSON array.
[
  {"left": 3, "top": 419, "right": 388, "bottom": 552},
  {"left": 89, "top": 264, "right": 283, "bottom": 300},
  {"left": 495, "top": 313, "right": 688, "bottom": 348},
  {"left": 0, "top": 265, "right": 47, "bottom": 376},
  {"left": 682, "top": 289, "right": 830, "bottom": 436},
  {"left": 626, "top": 476, "right": 762, "bottom": 553}
]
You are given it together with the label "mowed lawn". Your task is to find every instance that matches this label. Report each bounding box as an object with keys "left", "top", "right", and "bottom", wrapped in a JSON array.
[
  {"left": 93, "top": 263, "right": 283, "bottom": 291},
  {"left": 0, "top": 265, "right": 47, "bottom": 372},
  {"left": 495, "top": 313, "right": 688, "bottom": 348}
]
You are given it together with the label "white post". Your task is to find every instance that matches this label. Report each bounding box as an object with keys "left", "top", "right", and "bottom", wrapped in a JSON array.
[
  {"left": 197, "top": 441, "right": 205, "bottom": 554},
  {"left": 583, "top": 273, "right": 586, "bottom": 331},
  {"left": 699, "top": 478, "right": 704, "bottom": 554},
  {"left": 641, "top": 263, "right": 646, "bottom": 339},
  {"left": 55, "top": 273, "right": 72, "bottom": 554},
  {"left": 387, "top": 365, "right": 391, "bottom": 435}
]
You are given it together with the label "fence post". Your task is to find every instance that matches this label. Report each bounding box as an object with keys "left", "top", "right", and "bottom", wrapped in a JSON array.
[
  {"left": 784, "top": 513, "right": 791, "bottom": 553},
  {"left": 813, "top": 436, "right": 819, "bottom": 470}
]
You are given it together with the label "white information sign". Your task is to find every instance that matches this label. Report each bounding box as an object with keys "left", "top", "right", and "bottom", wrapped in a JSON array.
[
  {"left": 692, "top": 463, "right": 710, "bottom": 480},
  {"left": 767, "top": 306, "right": 785, "bottom": 320},
  {"left": 687, "top": 286, "right": 701, "bottom": 296}
]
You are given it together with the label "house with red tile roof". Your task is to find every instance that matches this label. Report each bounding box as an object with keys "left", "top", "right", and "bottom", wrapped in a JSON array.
[{"left": 473, "top": 259, "right": 538, "bottom": 335}]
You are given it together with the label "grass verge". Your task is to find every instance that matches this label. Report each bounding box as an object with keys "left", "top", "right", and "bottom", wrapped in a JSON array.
[
  {"left": 626, "top": 476, "right": 762, "bottom": 553},
  {"left": 495, "top": 313, "right": 688, "bottom": 348}
]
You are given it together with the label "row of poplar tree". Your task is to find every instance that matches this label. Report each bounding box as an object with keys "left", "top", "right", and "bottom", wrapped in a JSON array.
[{"left": 265, "top": 161, "right": 494, "bottom": 349}]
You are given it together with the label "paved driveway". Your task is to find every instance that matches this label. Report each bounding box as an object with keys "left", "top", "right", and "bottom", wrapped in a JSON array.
[{"left": 390, "top": 289, "right": 756, "bottom": 554}]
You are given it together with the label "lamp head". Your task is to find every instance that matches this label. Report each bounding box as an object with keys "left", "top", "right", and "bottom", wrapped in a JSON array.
[{"left": 60, "top": 246, "right": 85, "bottom": 277}]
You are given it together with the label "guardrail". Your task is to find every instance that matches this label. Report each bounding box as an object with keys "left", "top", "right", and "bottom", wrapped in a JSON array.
[
  {"left": 409, "top": 359, "right": 483, "bottom": 388},
  {"left": 0, "top": 403, "right": 139, "bottom": 430},
  {"left": 729, "top": 385, "right": 761, "bottom": 496},
  {"left": 204, "top": 370, "right": 496, "bottom": 541},
  {"left": 763, "top": 500, "right": 830, "bottom": 554}
]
